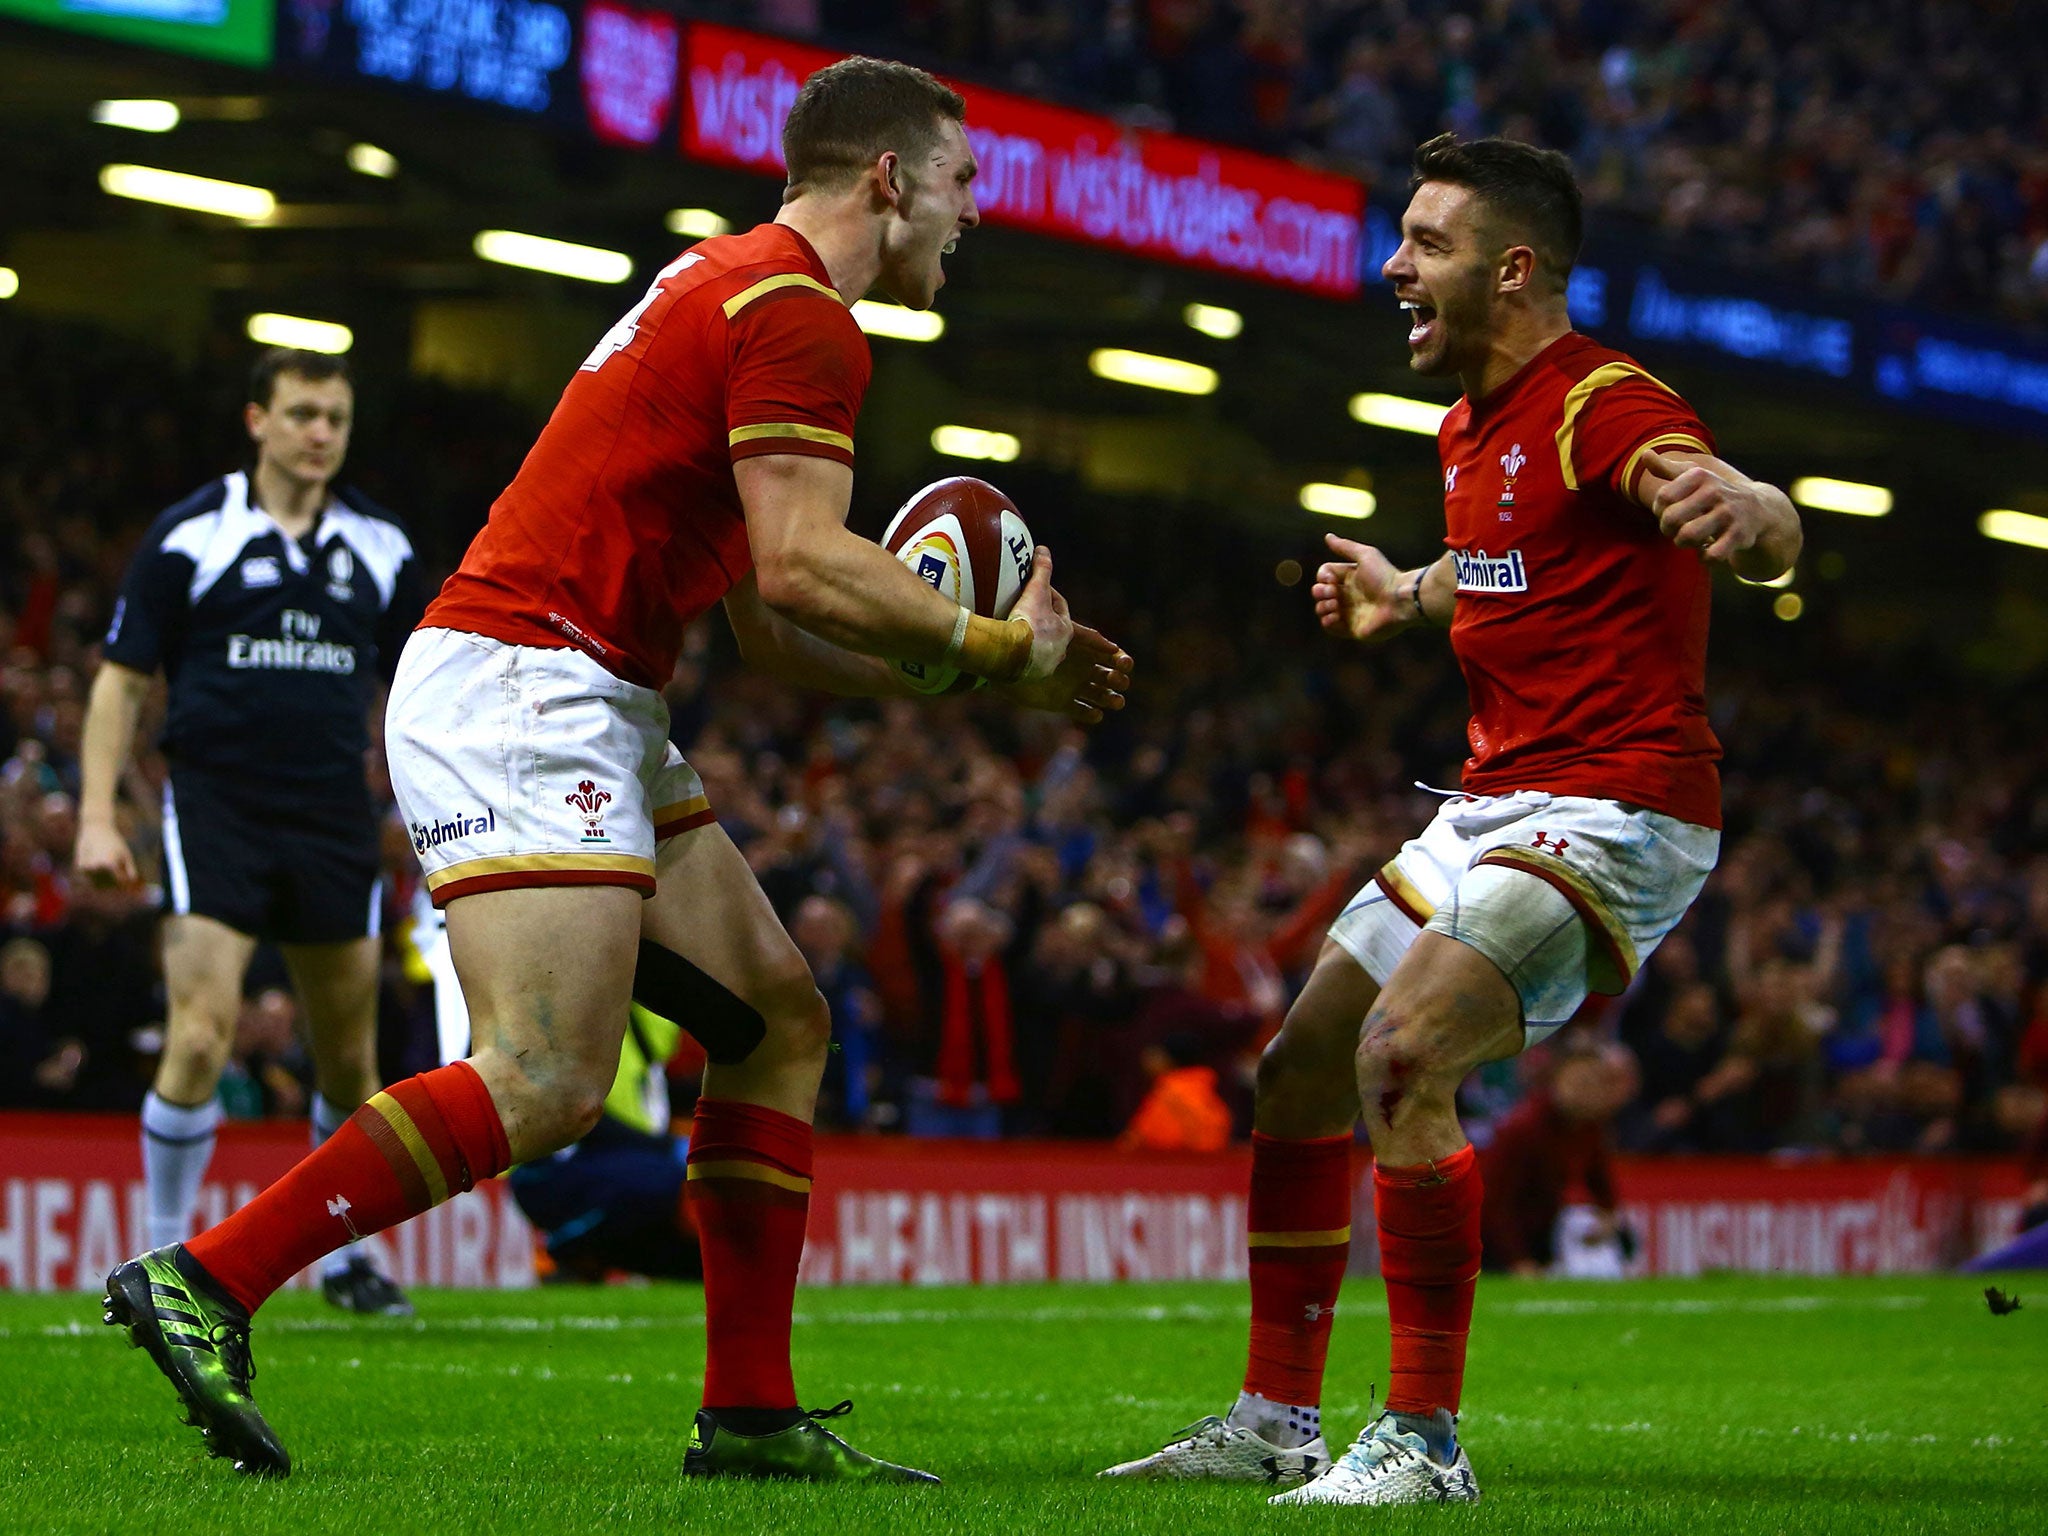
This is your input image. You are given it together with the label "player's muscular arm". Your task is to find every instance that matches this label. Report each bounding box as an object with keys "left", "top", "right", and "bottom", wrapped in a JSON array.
[
  {"left": 1313, "top": 535, "right": 1456, "bottom": 642},
  {"left": 722, "top": 572, "right": 919, "bottom": 698},
  {"left": 1636, "top": 450, "right": 1803, "bottom": 582},
  {"left": 736, "top": 453, "right": 1066, "bottom": 683},
  {"left": 74, "top": 660, "right": 153, "bottom": 886}
]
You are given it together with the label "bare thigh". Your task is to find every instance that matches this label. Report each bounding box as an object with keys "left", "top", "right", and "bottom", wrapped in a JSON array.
[
  {"left": 155, "top": 914, "right": 258, "bottom": 1104},
  {"left": 640, "top": 823, "right": 829, "bottom": 1120},
  {"left": 281, "top": 936, "right": 381, "bottom": 1108},
  {"left": 444, "top": 883, "right": 643, "bottom": 1161}
]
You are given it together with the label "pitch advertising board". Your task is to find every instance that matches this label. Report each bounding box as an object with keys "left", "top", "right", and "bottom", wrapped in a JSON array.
[
  {"left": 0, "top": 0, "right": 272, "bottom": 65},
  {"left": 681, "top": 23, "right": 1364, "bottom": 301}
]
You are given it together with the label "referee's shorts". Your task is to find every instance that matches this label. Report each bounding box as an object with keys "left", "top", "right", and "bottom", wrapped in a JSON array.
[{"left": 160, "top": 767, "right": 382, "bottom": 944}]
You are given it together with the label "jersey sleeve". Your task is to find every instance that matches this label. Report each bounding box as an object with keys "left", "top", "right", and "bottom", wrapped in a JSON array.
[
  {"left": 101, "top": 522, "right": 192, "bottom": 674},
  {"left": 724, "top": 287, "right": 870, "bottom": 469},
  {"left": 1563, "top": 367, "right": 1717, "bottom": 503}
]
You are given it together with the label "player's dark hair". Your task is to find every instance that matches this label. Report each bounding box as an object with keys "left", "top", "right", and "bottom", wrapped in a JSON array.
[
  {"left": 781, "top": 56, "right": 967, "bottom": 196},
  {"left": 248, "top": 348, "right": 352, "bottom": 408},
  {"left": 1410, "top": 133, "right": 1582, "bottom": 291}
]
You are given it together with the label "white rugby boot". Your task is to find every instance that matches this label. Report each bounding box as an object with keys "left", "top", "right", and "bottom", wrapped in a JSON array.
[
  {"left": 1268, "top": 1409, "right": 1478, "bottom": 1506},
  {"left": 1099, "top": 1415, "right": 1330, "bottom": 1487}
]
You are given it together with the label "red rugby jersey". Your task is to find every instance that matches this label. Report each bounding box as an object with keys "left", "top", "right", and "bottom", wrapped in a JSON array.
[
  {"left": 424, "top": 223, "right": 872, "bottom": 688},
  {"left": 1439, "top": 332, "right": 1722, "bottom": 828}
]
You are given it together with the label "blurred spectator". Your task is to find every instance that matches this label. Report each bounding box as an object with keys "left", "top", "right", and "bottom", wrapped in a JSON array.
[
  {"left": 1480, "top": 1043, "right": 1637, "bottom": 1275},
  {"left": 215, "top": 988, "right": 310, "bottom": 1121},
  {"left": 1119, "top": 1032, "right": 1234, "bottom": 1152}
]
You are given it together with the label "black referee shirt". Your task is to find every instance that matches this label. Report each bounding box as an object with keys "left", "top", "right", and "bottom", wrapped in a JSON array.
[{"left": 103, "top": 471, "right": 426, "bottom": 794}]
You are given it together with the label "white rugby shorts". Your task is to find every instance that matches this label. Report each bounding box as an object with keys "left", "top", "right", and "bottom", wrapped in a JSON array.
[
  {"left": 385, "top": 628, "right": 714, "bottom": 907},
  {"left": 1328, "top": 789, "right": 1719, "bottom": 1046}
]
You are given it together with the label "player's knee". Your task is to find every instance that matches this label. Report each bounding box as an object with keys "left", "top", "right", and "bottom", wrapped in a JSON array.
[
  {"left": 163, "top": 998, "right": 238, "bottom": 1068},
  {"left": 757, "top": 969, "right": 831, "bottom": 1067},
  {"left": 1355, "top": 1013, "right": 1460, "bottom": 1108}
]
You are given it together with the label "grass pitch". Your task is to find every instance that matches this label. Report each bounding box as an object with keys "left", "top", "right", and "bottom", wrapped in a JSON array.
[{"left": 1, "top": 1274, "right": 2041, "bottom": 1534}]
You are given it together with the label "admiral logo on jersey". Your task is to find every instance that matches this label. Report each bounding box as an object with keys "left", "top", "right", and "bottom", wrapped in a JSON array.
[{"left": 1452, "top": 548, "right": 1529, "bottom": 593}]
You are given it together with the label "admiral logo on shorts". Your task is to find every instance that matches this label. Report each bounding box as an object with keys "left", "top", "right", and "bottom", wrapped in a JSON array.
[
  {"left": 411, "top": 808, "right": 498, "bottom": 856},
  {"left": 566, "top": 780, "right": 613, "bottom": 844},
  {"left": 1453, "top": 548, "right": 1530, "bottom": 594}
]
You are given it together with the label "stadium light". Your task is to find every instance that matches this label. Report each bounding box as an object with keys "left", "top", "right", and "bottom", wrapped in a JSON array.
[
  {"left": 1300, "top": 482, "right": 1377, "bottom": 519},
  {"left": 473, "top": 230, "right": 632, "bottom": 284},
  {"left": 0, "top": 268, "right": 16, "bottom": 300},
  {"left": 100, "top": 163, "right": 275, "bottom": 222},
  {"left": 1790, "top": 477, "right": 1892, "bottom": 517},
  {"left": 1183, "top": 302, "right": 1243, "bottom": 339},
  {"left": 1773, "top": 592, "right": 1804, "bottom": 621},
  {"left": 1348, "top": 392, "right": 1450, "bottom": 435},
  {"left": 666, "top": 208, "right": 731, "bottom": 240},
  {"left": 851, "top": 301, "right": 944, "bottom": 342},
  {"left": 246, "top": 313, "right": 353, "bottom": 355},
  {"left": 1980, "top": 509, "right": 2048, "bottom": 551},
  {"left": 92, "top": 99, "right": 180, "bottom": 133},
  {"left": 931, "top": 425, "right": 1020, "bottom": 463},
  {"left": 347, "top": 143, "right": 399, "bottom": 179},
  {"left": 1089, "top": 348, "right": 1219, "bottom": 396}
]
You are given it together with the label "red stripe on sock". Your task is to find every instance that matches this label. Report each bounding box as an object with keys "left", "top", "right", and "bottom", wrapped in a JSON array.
[
  {"left": 686, "top": 1099, "right": 813, "bottom": 1410},
  {"left": 186, "top": 1061, "right": 509, "bottom": 1313},
  {"left": 1376, "top": 1142, "right": 1482, "bottom": 1416},
  {"left": 1242, "top": 1132, "right": 1354, "bottom": 1406}
]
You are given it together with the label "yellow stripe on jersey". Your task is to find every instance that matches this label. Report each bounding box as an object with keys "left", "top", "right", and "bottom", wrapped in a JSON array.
[
  {"left": 721, "top": 272, "right": 842, "bottom": 319},
  {"left": 1555, "top": 361, "right": 1682, "bottom": 492},
  {"left": 728, "top": 423, "right": 855, "bottom": 453},
  {"left": 1620, "top": 434, "right": 1713, "bottom": 500}
]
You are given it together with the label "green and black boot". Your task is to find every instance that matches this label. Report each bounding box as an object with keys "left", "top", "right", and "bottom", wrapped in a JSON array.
[
  {"left": 684, "top": 1401, "right": 939, "bottom": 1484},
  {"left": 102, "top": 1245, "right": 290, "bottom": 1478}
]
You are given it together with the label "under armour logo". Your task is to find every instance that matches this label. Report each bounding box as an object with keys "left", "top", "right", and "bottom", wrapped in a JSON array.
[
  {"left": 1429, "top": 1467, "right": 1476, "bottom": 1501},
  {"left": 327, "top": 1194, "right": 362, "bottom": 1240},
  {"left": 1444, "top": 465, "right": 1458, "bottom": 493},
  {"left": 1303, "top": 1302, "right": 1335, "bottom": 1322},
  {"left": 1531, "top": 831, "right": 1570, "bottom": 854}
]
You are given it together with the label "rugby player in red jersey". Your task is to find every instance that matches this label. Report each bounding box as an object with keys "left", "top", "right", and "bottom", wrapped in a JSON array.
[
  {"left": 1103, "top": 134, "right": 1800, "bottom": 1504},
  {"left": 105, "top": 57, "right": 1130, "bottom": 1484}
]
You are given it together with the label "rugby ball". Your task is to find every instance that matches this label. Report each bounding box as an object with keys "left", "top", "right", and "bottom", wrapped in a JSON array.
[{"left": 881, "top": 477, "right": 1036, "bottom": 695}]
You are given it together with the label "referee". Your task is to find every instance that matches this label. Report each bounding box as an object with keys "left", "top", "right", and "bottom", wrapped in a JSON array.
[{"left": 74, "top": 348, "right": 424, "bottom": 1314}]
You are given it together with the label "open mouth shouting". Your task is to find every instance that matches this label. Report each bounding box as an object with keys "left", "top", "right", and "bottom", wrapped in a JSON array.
[{"left": 1399, "top": 297, "right": 1439, "bottom": 350}]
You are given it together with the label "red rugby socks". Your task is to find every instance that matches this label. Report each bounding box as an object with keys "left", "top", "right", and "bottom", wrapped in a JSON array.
[
  {"left": 686, "top": 1098, "right": 814, "bottom": 1410},
  {"left": 1242, "top": 1131, "right": 1354, "bottom": 1408},
  {"left": 1376, "top": 1142, "right": 1483, "bottom": 1416},
  {"left": 186, "top": 1061, "right": 511, "bottom": 1313}
]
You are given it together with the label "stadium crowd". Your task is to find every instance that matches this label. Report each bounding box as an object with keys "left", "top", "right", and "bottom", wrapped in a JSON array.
[
  {"left": 3, "top": 313, "right": 2046, "bottom": 1175},
  {"left": 768, "top": 0, "right": 2048, "bottom": 325}
]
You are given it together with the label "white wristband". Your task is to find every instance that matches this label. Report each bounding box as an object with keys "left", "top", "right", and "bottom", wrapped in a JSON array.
[{"left": 942, "top": 604, "right": 972, "bottom": 669}]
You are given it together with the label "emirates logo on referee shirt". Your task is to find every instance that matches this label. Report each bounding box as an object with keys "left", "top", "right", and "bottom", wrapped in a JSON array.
[{"left": 567, "top": 780, "right": 614, "bottom": 843}]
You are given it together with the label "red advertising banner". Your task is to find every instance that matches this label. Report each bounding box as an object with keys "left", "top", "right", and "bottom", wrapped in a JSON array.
[
  {"left": 681, "top": 22, "right": 1365, "bottom": 300},
  {"left": 0, "top": 1114, "right": 533, "bottom": 1296},
  {"left": 0, "top": 1116, "right": 2028, "bottom": 1292}
]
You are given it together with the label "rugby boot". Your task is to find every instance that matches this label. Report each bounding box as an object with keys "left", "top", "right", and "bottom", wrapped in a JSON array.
[
  {"left": 321, "top": 1255, "right": 415, "bottom": 1317},
  {"left": 684, "top": 1400, "right": 940, "bottom": 1484},
  {"left": 1098, "top": 1414, "right": 1329, "bottom": 1486},
  {"left": 102, "top": 1244, "right": 290, "bottom": 1478},
  {"left": 1269, "top": 1409, "right": 1478, "bottom": 1506}
]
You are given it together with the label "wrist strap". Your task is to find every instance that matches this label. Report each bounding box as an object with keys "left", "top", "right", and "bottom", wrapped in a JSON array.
[
  {"left": 1407, "top": 573, "right": 1429, "bottom": 625},
  {"left": 942, "top": 604, "right": 972, "bottom": 670},
  {"left": 956, "top": 614, "right": 1035, "bottom": 683}
]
